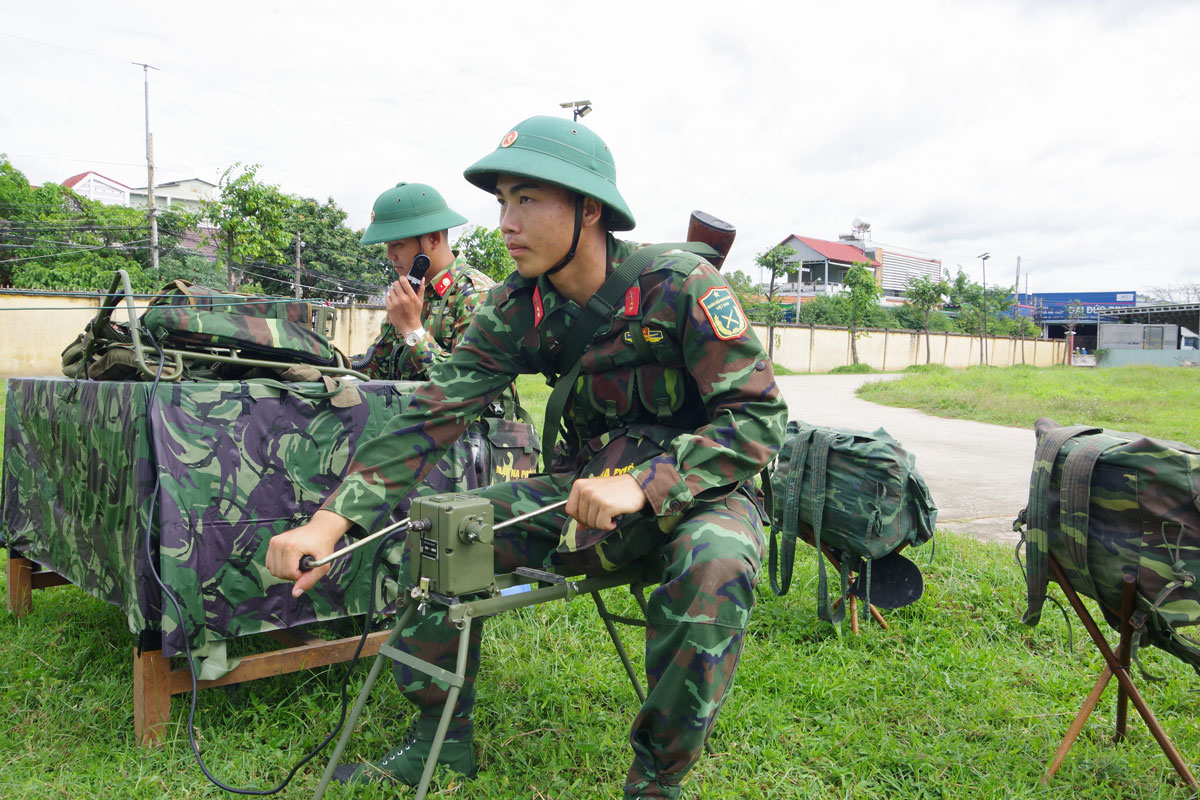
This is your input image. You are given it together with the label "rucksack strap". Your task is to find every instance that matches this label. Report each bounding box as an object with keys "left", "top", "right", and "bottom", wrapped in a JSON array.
[
  {"left": 809, "top": 428, "right": 848, "bottom": 626},
  {"left": 768, "top": 426, "right": 814, "bottom": 596},
  {"left": 1057, "top": 436, "right": 1114, "bottom": 600},
  {"left": 539, "top": 242, "right": 715, "bottom": 462},
  {"left": 1022, "top": 424, "right": 1103, "bottom": 625}
]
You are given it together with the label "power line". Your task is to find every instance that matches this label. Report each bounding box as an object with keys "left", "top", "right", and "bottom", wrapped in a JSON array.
[{"left": 0, "top": 240, "right": 150, "bottom": 264}]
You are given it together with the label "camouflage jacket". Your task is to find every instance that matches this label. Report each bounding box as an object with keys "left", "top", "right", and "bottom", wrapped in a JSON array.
[
  {"left": 324, "top": 235, "right": 787, "bottom": 535},
  {"left": 353, "top": 254, "right": 494, "bottom": 381}
]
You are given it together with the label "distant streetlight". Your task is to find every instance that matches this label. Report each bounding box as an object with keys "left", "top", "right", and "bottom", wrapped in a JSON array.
[
  {"left": 977, "top": 252, "right": 991, "bottom": 364},
  {"left": 558, "top": 99, "right": 593, "bottom": 121}
]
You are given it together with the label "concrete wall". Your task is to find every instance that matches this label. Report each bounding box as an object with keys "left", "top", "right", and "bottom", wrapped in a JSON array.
[
  {"left": 0, "top": 290, "right": 1066, "bottom": 377},
  {"left": 752, "top": 323, "right": 1065, "bottom": 372},
  {"left": 0, "top": 292, "right": 101, "bottom": 376},
  {"left": 1099, "top": 348, "right": 1200, "bottom": 368}
]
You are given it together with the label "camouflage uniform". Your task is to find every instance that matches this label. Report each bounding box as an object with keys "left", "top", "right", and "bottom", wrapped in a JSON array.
[
  {"left": 323, "top": 236, "right": 786, "bottom": 799},
  {"left": 353, "top": 254, "right": 495, "bottom": 381}
]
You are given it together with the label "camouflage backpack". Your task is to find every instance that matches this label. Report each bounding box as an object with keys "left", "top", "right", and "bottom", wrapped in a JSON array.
[
  {"left": 62, "top": 272, "right": 351, "bottom": 381},
  {"left": 1017, "top": 418, "right": 1200, "bottom": 674},
  {"left": 765, "top": 420, "right": 938, "bottom": 624}
]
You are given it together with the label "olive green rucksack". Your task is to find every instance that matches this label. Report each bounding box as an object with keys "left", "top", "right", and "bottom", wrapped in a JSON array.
[{"left": 765, "top": 420, "right": 938, "bottom": 625}]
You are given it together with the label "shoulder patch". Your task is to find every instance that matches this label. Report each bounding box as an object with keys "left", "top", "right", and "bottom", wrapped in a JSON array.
[
  {"left": 698, "top": 286, "right": 748, "bottom": 341},
  {"left": 533, "top": 285, "right": 544, "bottom": 327},
  {"left": 433, "top": 272, "right": 454, "bottom": 297}
]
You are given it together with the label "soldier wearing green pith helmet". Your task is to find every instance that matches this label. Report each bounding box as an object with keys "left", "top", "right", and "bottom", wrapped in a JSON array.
[
  {"left": 351, "top": 181, "right": 495, "bottom": 381},
  {"left": 267, "top": 116, "right": 787, "bottom": 799}
]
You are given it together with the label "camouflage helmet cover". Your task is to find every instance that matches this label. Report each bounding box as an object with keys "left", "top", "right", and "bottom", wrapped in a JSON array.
[
  {"left": 360, "top": 182, "right": 469, "bottom": 245},
  {"left": 463, "top": 115, "right": 636, "bottom": 231}
]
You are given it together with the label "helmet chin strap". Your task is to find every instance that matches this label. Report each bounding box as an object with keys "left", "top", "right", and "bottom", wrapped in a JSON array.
[{"left": 545, "top": 195, "right": 584, "bottom": 277}]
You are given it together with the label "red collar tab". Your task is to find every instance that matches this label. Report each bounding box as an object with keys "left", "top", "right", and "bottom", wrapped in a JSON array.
[
  {"left": 533, "top": 285, "right": 545, "bottom": 327},
  {"left": 432, "top": 272, "right": 454, "bottom": 298},
  {"left": 623, "top": 286, "right": 640, "bottom": 316}
]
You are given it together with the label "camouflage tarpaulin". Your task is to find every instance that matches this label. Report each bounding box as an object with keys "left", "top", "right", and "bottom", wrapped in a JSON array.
[{"left": 1, "top": 377, "right": 479, "bottom": 661}]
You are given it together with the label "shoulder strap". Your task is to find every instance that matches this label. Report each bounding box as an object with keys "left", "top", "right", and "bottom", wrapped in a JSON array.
[
  {"left": 1022, "top": 424, "right": 1103, "bottom": 625},
  {"left": 1057, "top": 436, "right": 1114, "bottom": 600},
  {"left": 809, "top": 428, "right": 848, "bottom": 626},
  {"left": 539, "top": 242, "right": 715, "bottom": 461},
  {"left": 768, "top": 426, "right": 814, "bottom": 596}
]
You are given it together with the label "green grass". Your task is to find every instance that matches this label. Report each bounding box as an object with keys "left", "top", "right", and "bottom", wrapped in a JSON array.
[
  {"left": 4, "top": 371, "right": 1200, "bottom": 798},
  {"left": 858, "top": 365, "right": 1200, "bottom": 446},
  {"left": 514, "top": 373, "right": 549, "bottom": 429},
  {"left": 3, "top": 533, "right": 1199, "bottom": 799}
]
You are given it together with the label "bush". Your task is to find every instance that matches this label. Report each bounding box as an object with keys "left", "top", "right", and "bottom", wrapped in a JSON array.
[{"left": 829, "top": 363, "right": 876, "bottom": 374}]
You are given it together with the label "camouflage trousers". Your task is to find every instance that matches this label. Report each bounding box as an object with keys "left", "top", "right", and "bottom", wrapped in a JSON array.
[{"left": 386, "top": 473, "right": 765, "bottom": 799}]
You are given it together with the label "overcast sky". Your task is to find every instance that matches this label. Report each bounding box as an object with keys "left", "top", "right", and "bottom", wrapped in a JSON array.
[{"left": 2, "top": 0, "right": 1196, "bottom": 295}]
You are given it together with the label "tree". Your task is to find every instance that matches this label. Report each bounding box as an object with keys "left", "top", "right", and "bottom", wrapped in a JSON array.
[
  {"left": 724, "top": 269, "right": 759, "bottom": 316},
  {"left": 203, "top": 163, "right": 295, "bottom": 289},
  {"left": 754, "top": 244, "right": 796, "bottom": 358},
  {"left": 0, "top": 156, "right": 196, "bottom": 293},
  {"left": 277, "top": 197, "right": 385, "bottom": 301},
  {"left": 845, "top": 261, "right": 882, "bottom": 365},
  {"left": 454, "top": 225, "right": 515, "bottom": 283},
  {"left": 904, "top": 273, "right": 951, "bottom": 363}
]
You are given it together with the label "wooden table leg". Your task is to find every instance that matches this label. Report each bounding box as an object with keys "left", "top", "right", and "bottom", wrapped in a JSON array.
[
  {"left": 133, "top": 647, "right": 172, "bottom": 747},
  {"left": 7, "top": 552, "right": 33, "bottom": 617}
]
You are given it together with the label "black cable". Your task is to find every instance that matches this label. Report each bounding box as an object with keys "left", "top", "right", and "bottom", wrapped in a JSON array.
[{"left": 139, "top": 325, "right": 409, "bottom": 794}]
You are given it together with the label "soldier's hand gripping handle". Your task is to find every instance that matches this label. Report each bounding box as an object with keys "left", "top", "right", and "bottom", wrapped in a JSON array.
[{"left": 265, "top": 511, "right": 351, "bottom": 598}]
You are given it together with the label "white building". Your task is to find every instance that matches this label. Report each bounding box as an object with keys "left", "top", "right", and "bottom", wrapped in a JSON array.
[
  {"left": 60, "top": 172, "right": 131, "bottom": 206},
  {"left": 129, "top": 178, "right": 217, "bottom": 213},
  {"left": 775, "top": 222, "right": 942, "bottom": 307}
]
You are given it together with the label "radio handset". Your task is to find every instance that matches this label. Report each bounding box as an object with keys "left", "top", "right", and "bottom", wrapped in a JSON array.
[{"left": 406, "top": 252, "right": 431, "bottom": 291}]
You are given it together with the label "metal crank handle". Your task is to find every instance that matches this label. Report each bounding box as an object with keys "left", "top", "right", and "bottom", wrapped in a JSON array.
[
  {"left": 298, "top": 516, "right": 410, "bottom": 572},
  {"left": 494, "top": 498, "right": 569, "bottom": 531}
]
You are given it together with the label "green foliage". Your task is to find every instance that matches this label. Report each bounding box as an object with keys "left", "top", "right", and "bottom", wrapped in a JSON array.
[
  {"left": 204, "top": 163, "right": 296, "bottom": 289},
  {"left": 454, "top": 225, "right": 515, "bottom": 283},
  {"left": 845, "top": 261, "right": 881, "bottom": 364},
  {"left": 724, "top": 269, "right": 759, "bottom": 316},
  {"left": 245, "top": 196, "right": 386, "bottom": 301},
  {"left": 754, "top": 244, "right": 796, "bottom": 327},
  {"left": 794, "top": 294, "right": 849, "bottom": 325},
  {"left": 904, "top": 363, "right": 951, "bottom": 374},
  {"left": 845, "top": 262, "right": 882, "bottom": 328},
  {"left": 0, "top": 155, "right": 197, "bottom": 293},
  {"left": 829, "top": 362, "right": 877, "bottom": 374},
  {"left": 859, "top": 364, "right": 1200, "bottom": 445}
]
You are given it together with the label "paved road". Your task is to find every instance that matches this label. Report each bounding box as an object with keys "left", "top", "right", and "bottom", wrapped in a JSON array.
[{"left": 774, "top": 374, "right": 1035, "bottom": 545}]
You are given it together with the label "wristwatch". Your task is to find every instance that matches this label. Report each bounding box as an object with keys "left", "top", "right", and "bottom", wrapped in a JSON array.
[{"left": 402, "top": 326, "right": 427, "bottom": 347}]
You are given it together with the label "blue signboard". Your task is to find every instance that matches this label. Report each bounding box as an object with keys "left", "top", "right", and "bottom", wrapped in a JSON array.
[{"left": 1011, "top": 291, "right": 1138, "bottom": 321}]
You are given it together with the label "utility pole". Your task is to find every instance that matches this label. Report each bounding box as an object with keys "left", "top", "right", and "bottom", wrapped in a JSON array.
[
  {"left": 294, "top": 232, "right": 303, "bottom": 299},
  {"left": 1014, "top": 256, "right": 1021, "bottom": 319},
  {"left": 134, "top": 62, "right": 160, "bottom": 269},
  {"left": 977, "top": 252, "right": 991, "bottom": 365}
]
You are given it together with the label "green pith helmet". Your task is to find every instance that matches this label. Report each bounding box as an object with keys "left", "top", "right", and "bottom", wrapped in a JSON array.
[
  {"left": 463, "top": 116, "right": 635, "bottom": 231},
  {"left": 360, "top": 182, "right": 468, "bottom": 245}
]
